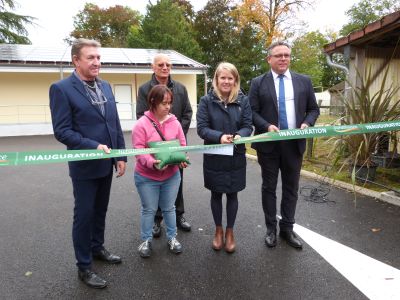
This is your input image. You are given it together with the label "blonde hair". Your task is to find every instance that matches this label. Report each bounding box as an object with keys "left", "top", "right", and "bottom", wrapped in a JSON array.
[{"left": 212, "top": 62, "right": 240, "bottom": 103}]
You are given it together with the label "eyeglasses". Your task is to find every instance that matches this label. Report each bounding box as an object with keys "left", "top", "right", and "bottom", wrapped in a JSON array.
[
  {"left": 83, "top": 81, "right": 108, "bottom": 105},
  {"left": 271, "top": 54, "right": 291, "bottom": 59},
  {"left": 157, "top": 63, "right": 171, "bottom": 68}
]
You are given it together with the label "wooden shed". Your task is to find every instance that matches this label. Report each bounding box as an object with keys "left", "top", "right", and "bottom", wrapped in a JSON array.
[{"left": 324, "top": 10, "right": 400, "bottom": 152}]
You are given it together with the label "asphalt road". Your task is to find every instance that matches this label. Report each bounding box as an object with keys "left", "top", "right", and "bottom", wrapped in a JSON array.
[{"left": 1, "top": 130, "right": 399, "bottom": 299}]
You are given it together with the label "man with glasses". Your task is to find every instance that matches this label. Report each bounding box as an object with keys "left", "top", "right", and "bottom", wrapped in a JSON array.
[
  {"left": 50, "top": 38, "right": 126, "bottom": 289},
  {"left": 136, "top": 53, "right": 193, "bottom": 237},
  {"left": 249, "top": 41, "right": 319, "bottom": 250}
]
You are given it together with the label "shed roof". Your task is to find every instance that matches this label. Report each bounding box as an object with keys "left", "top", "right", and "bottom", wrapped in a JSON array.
[
  {"left": 0, "top": 44, "right": 207, "bottom": 73},
  {"left": 324, "top": 11, "right": 400, "bottom": 54},
  {"left": 328, "top": 81, "right": 345, "bottom": 93}
]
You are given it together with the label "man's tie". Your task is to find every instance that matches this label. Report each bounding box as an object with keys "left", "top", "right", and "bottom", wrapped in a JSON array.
[{"left": 278, "top": 74, "right": 288, "bottom": 130}]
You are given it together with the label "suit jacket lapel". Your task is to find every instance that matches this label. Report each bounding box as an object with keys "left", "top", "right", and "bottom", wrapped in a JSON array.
[
  {"left": 71, "top": 74, "right": 89, "bottom": 101},
  {"left": 266, "top": 72, "right": 278, "bottom": 114}
]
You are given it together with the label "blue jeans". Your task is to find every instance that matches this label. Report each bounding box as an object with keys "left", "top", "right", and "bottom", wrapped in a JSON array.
[{"left": 134, "top": 171, "right": 181, "bottom": 241}]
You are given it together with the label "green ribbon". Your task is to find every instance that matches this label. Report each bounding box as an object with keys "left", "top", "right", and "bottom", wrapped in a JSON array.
[
  {"left": 0, "top": 144, "right": 232, "bottom": 167},
  {"left": 1, "top": 121, "right": 399, "bottom": 167},
  {"left": 235, "top": 121, "right": 400, "bottom": 144}
]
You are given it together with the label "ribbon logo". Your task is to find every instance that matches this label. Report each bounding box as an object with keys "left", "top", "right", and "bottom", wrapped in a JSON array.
[{"left": 0, "top": 154, "right": 9, "bottom": 166}]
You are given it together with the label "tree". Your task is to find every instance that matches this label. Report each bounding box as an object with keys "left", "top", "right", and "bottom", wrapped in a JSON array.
[
  {"left": 321, "top": 53, "right": 346, "bottom": 90},
  {"left": 194, "top": 0, "right": 234, "bottom": 76},
  {"left": 194, "top": 0, "right": 265, "bottom": 93},
  {"left": 0, "top": 0, "right": 35, "bottom": 44},
  {"left": 229, "top": 23, "right": 266, "bottom": 92},
  {"left": 340, "top": 0, "right": 400, "bottom": 36},
  {"left": 171, "top": 0, "right": 195, "bottom": 23},
  {"left": 127, "top": 0, "right": 202, "bottom": 61},
  {"left": 291, "top": 31, "right": 326, "bottom": 89},
  {"left": 291, "top": 31, "right": 345, "bottom": 90},
  {"left": 69, "top": 3, "right": 142, "bottom": 47},
  {"left": 232, "top": 0, "right": 313, "bottom": 47}
]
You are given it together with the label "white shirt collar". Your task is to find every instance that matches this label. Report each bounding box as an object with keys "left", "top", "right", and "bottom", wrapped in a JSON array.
[{"left": 271, "top": 69, "right": 291, "bottom": 80}]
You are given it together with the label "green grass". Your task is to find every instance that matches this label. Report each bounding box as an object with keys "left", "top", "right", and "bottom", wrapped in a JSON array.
[
  {"left": 246, "top": 133, "right": 400, "bottom": 193},
  {"left": 315, "top": 114, "right": 339, "bottom": 125}
]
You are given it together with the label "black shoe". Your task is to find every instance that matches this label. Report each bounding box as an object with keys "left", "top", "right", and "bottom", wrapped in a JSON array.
[
  {"left": 93, "top": 248, "right": 122, "bottom": 264},
  {"left": 177, "top": 215, "right": 191, "bottom": 232},
  {"left": 265, "top": 230, "right": 277, "bottom": 247},
  {"left": 152, "top": 220, "right": 162, "bottom": 238},
  {"left": 279, "top": 230, "right": 303, "bottom": 249},
  {"left": 78, "top": 269, "right": 107, "bottom": 289}
]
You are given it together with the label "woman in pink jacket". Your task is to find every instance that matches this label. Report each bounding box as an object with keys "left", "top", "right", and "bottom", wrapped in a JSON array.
[{"left": 132, "top": 84, "right": 188, "bottom": 258}]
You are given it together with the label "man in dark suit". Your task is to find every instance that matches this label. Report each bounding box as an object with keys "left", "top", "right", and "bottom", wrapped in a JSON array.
[
  {"left": 249, "top": 41, "right": 319, "bottom": 249},
  {"left": 136, "top": 53, "right": 193, "bottom": 236},
  {"left": 49, "top": 38, "right": 127, "bottom": 289}
]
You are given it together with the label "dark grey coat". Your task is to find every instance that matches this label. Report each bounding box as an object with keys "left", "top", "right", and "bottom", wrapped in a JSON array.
[
  {"left": 136, "top": 74, "right": 193, "bottom": 134},
  {"left": 196, "top": 91, "right": 253, "bottom": 193}
]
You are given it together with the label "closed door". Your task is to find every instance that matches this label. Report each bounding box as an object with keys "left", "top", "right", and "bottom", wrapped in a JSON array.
[{"left": 114, "top": 85, "right": 132, "bottom": 119}]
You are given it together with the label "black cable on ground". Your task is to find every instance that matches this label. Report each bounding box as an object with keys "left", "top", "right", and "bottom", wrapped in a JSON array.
[{"left": 300, "top": 182, "right": 335, "bottom": 204}]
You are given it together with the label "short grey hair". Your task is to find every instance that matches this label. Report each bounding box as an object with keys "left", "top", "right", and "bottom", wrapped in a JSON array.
[
  {"left": 267, "top": 41, "right": 291, "bottom": 56},
  {"left": 71, "top": 38, "right": 101, "bottom": 60},
  {"left": 152, "top": 53, "right": 171, "bottom": 65}
]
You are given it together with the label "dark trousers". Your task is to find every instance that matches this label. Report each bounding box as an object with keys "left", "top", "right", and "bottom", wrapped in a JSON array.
[
  {"left": 257, "top": 140, "right": 303, "bottom": 232},
  {"left": 155, "top": 168, "right": 184, "bottom": 222},
  {"left": 71, "top": 171, "right": 113, "bottom": 270}
]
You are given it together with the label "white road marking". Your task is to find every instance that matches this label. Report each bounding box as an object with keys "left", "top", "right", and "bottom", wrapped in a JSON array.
[{"left": 294, "top": 224, "right": 400, "bottom": 300}]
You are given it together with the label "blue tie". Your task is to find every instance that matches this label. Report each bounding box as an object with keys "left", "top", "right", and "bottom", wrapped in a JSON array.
[{"left": 278, "top": 74, "right": 288, "bottom": 130}]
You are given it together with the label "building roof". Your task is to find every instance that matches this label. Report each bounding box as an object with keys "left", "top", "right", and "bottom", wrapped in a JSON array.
[
  {"left": 0, "top": 44, "right": 207, "bottom": 74},
  {"left": 324, "top": 11, "right": 400, "bottom": 54}
]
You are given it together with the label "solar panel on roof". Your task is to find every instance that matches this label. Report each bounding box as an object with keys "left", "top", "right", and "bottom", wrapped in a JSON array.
[{"left": 0, "top": 44, "right": 207, "bottom": 69}]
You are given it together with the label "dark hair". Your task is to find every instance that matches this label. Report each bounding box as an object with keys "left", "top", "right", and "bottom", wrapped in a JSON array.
[
  {"left": 147, "top": 85, "right": 174, "bottom": 112},
  {"left": 267, "top": 41, "right": 291, "bottom": 56}
]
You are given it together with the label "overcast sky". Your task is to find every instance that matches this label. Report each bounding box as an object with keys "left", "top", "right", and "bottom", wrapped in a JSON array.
[{"left": 14, "top": 0, "right": 358, "bottom": 46}]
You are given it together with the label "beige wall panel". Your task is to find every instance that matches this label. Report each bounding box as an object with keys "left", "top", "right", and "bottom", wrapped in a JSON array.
[
  {"left": 0, "top": 73, "right": 60, "bottom": 105},
  {"left": 172, "top": 74, "right": 197, "bottom": 104},
  {"left": 0, "top": 72, "right": 61, "bottom": 123},
  {"left": 173, "top": 74, "right": 198, "bottom": 122},
  {"left": 100, "top": 73, "right": 136, "bottom": 100},
  {"left": 0, "top": 71, "right": 198, "bottom": 124}
]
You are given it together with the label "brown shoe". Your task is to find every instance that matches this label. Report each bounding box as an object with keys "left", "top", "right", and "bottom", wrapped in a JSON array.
[
  {"left": 224, "top": 228, "right": 236, "bottom": 253},
  {"left": 212, "top": 226, "right": 224, "bottom": 250}
]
